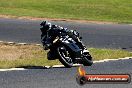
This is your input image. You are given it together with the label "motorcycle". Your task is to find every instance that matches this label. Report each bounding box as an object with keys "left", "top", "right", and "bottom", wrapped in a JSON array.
[{"left": 41, "top": 26, "right": 93, "bottom": 68}]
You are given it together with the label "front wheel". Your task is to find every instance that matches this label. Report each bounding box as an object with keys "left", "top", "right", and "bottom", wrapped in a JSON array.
[
  {"left": 57, "top": 46, "right": 73, "bottom": 68},
  {"left": 82, "top": 53, "right": 93, "bottom": 66}
]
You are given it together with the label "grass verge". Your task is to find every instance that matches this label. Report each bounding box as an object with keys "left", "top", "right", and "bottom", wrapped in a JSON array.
[
  {"left": 0, "top": 43, "right": 132, "bottom": 68},
  {"left": 0, "top": 0, "right": 132, "bottom": 23}
]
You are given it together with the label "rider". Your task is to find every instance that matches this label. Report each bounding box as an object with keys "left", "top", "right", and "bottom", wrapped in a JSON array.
[{"left": 40, "top": 21, "right": 80, "bottom": 50}]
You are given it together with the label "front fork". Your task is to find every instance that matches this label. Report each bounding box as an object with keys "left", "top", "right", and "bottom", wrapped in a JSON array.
[
  {"left": 74, "top": 38, "right": 90, "bottom": 63},
  {"left": 77, "top": 37, "right": 87, "bottom": 50}
]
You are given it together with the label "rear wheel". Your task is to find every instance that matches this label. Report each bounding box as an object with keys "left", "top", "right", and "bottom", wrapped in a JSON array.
[{"left": 57, "top": 46, "right": 73, "bottom": 68}]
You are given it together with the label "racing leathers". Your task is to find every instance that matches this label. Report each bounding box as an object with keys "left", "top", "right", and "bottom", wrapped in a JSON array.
[{"left": 40, "top": 22, "right": 80, "bottom": 50}]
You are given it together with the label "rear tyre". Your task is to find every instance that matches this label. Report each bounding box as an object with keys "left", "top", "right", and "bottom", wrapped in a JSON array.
[{"left": 57, "top": 46, "right": 73, "bottom": 68}]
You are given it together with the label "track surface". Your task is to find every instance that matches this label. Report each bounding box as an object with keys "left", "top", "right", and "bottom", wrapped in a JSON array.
[
  {"left": 0, "top": 59, "right": 132, "bottom": 88},
  {"left": 0, "top": 18, "right": 132, "bottom": 50},
  {"left": 0, "top": 18, "right": 132, "bottom": 88}
]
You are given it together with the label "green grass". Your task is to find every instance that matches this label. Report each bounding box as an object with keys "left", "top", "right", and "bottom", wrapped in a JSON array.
[
  {"left": 0, "top": 58, "right": 60, "bottom": 69},
  {"left": 0, "top": 0, "right": 132, "bottom": 23},
  {"left": 89, "top": 48, "right": 132, "bottom": 61},
  {"left": 0, "top": 43, "right": 132, "bottom": 68}
]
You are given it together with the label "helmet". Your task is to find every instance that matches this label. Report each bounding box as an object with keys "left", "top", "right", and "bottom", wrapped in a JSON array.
[{"left": 40, "top": 21, "right": 51, "bottom": 31}]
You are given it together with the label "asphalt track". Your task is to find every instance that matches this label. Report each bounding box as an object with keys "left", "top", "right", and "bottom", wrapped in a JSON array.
[
  {"left": 0, "top": 18, "right": 132, "bottom": 88},
  {"left": 0, "top": 18, "right": 132, "bottom": 50},
  {"left": 0, "top": 59, "right": 132, "bottom": 88}
]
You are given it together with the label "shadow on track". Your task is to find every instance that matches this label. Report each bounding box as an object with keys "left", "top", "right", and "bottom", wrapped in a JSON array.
[{"left": 16, "top": 65, "right": 69, "bottom": 69}]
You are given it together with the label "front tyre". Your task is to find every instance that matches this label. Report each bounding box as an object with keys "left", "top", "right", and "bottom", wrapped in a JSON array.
[
  {"left": 57, "top": 46, "right": 73, "bottom": 68},
  {"left": 82, "top": 53, "right": 93, "bottom": 66}
]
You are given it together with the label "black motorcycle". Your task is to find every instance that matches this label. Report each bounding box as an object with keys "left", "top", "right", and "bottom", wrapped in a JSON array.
[{"left": 41, "top": 25, "right": 93, "bottom": 68}]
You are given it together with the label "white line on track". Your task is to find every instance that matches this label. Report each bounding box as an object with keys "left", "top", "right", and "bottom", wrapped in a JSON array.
[
  {"left": 0, "top": 41, "right": 3, "bottom": 43},
  {"left": 17, "top": 43, "right": 27, "bottom": 45},
  {"left": 0, "top": 68, "right": 26, "bottom": 71}
]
